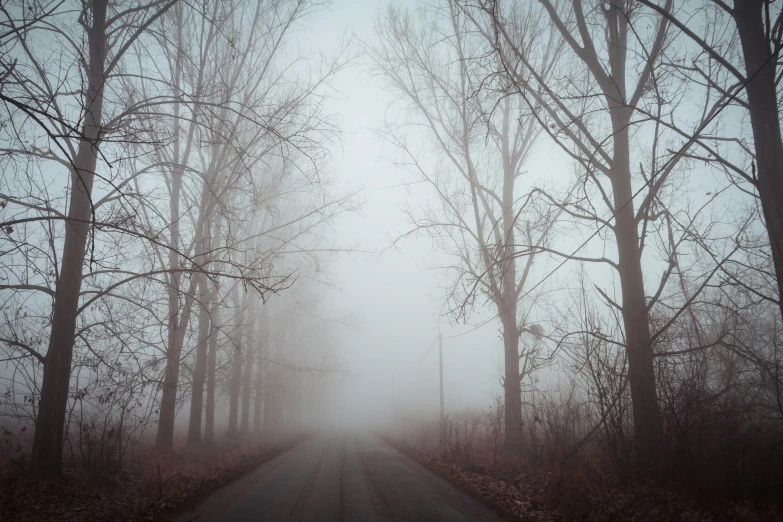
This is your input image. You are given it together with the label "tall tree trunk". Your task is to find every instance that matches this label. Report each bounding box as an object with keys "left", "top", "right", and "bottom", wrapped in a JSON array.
[
  {"left": 155, "top": 5, "right": 185, "bottom": 452},
  {"left": 227, "top": 348, "right": 241, "bottom": 437},
  {"left": 154, "top": 3, "right": 206, "bottom": 451},
  {"left": 733, "top": 0, "right": 783, "bottom": 322},
  {"left": 156, "top": 167, "right": 215, "bottom": 450},
  {"left": 611, "top": 107, "right": 664, "bottom": 479},
  {"left": 499, "top": 100, "right": 522, "bottom": 456},
  {"left": 156, "top": 296, "right": 193, "bottom": 451},
  {"left": 157, "top": 203, "right": 209, "bottom": 450},
  {"left": 204, "top": 296, "right": 219, "bottom": 444},
  {"left": 227, "top": 285, "right": 244, "bottom": 437},
  {"left": 501, "top": 288, "right": 522, "bottom": 458},
  {"left": 29, "top": 0, "right": 108, "bottom": 478},
  {"left": 186, "top": 210, "right": 217, "bottom": 446},
  {"left": 240, "top": 298, "right": 256, "bottom": 437},
  {"left": 263, "top": 369, "right": 272, "bottom": 433},
  {"left": 604, "top": 4, "right": 664, "bottom": 479},
  {"left": 253, "top": 308, "right": 267, "bottom": 436},
  {"left": 186, "top": 275, "right": 210, "bottom": 446},
  {"left": 155, "top": 132, "right": 185, "bottom": 451}
]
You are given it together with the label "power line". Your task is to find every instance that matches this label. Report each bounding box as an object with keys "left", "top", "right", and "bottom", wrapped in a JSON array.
[{"left": 408, "top": 336, "right": 438, "bottom": 371}]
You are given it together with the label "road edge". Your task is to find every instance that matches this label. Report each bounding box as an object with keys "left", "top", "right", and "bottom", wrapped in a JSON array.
[
  {"left": 381, "top": 436, "right": 552, "bottom": 522},
  {"left": 152, "top": 434, "right": 312, "bottom": 521}
]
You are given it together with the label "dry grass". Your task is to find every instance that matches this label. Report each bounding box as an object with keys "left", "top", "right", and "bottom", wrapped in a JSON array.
[
  {"left": 387, "top": 416, "right": 782, "bottom": 522},
  {"left": 1, "top": 434, "right": 308, "bottom": 522}
]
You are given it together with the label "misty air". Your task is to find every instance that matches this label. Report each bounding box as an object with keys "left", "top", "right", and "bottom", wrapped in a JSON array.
[{"left": 1, "top": 0, "right": 782, "bottom": 521}]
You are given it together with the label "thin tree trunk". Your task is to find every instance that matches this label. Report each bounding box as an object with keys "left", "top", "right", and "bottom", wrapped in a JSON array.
[
  {"left": 204, "top": 296, "right": 219, "bottom": 444},
  {"left": 253, "top": 308, "right": 266, "bottom": 436},
  {"left": 227, "top": 284, "right": 245, "bottom": 437},
  {"left": 155, "top": 5, "right": 185, "bottom": 452},
  {"left": 156, "top": 295, "right": 192, "bottom": 451},
  {"left": 186, "top": 207, "right": 218, "bottom": 446},
  {"left": 157, "top": 201, "right": 213, "bottom": 450},
  {"left": 499, "top": 99, "right": 522, "bottom": 456},
  {"left": 501, "top": 291, "right": 523, "bottom": 457},
  {"left": 733, "top": 0, "right": 783, "bottom": 323},
  {"left": 156, "top": 165, "right": 216, "bottom": 450},
  {"left": 154, "top": 3, "right": 205, "bottom": 451},
  {"left": 252, "top": 354, "right": 263, "bottom": 436},
  {"left": 240, "top": 298, "right": 256, "bottom": 437},
  {"left": 228, "top": 350, "right": 241, "bottom": 436},
  {"left": 30, "top": 0, "right": 108, "bottom": 478},
  {"left": 186, "top": 275, "right": 210, "bottom": 446},
  {"left": 263, "top": 369, "right": 272, "bottom": 433}
]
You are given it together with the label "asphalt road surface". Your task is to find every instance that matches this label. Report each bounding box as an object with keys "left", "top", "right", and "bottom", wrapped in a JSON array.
[{"left": 171, "top": 433, "right": 503, "bottom": 522}]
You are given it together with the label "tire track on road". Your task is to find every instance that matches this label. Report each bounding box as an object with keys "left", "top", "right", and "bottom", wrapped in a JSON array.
[
  {"left": 286, "top": 438, "right": 333, "bottom": 521},
  {"left": 357, "top": 439, "right": 394, "bottom": 520}
]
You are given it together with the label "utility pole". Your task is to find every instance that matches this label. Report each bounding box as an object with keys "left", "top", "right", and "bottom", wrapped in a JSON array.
[
  {"left": 392, "top": 371, "right": 395, "bottom": 417},
  {"left": 439, "top": 332, "right": 444, "bottom": 421}
]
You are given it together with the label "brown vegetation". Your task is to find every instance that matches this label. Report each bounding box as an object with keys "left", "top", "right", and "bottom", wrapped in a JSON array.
[
  {"left": 390, "top": 401, "right": 781, "bottom": 521},
  {"left": 1, "top": 435, "right": 305, "bottom": 522}
]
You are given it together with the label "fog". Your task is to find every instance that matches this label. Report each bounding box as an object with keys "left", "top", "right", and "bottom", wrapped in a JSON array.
[
  {"left": 279, "top": 0, "right": 530, "bottom": 429},
  {"left": 2, "top": 0, "right": 783, "bottom": 518}
]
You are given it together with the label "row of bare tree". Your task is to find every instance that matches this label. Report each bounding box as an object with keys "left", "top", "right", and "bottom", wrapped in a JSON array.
[
  {"left": 374, "top": 0, "right": 783, "bottom": 485},
  {"left": 0, "top": 0, "right": 352, "bottom": 478}
]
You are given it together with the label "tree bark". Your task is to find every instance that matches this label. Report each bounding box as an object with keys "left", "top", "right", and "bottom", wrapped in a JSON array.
[
  {"left": 732, "top": 0, "right": 783, "bottom": 322},
  {"left": 187, "top": 209, "right": 218, "bottom": 446},
  {"left": 30, "top": 0, "right": 108, "bottom": 478},
  {"left": 227, "top": 351, "right": 241, "bottom": 436}
]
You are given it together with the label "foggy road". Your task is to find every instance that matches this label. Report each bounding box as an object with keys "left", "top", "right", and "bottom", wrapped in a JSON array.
[{"left": 171, "top": 433, "right": 502, "bottom": 522}]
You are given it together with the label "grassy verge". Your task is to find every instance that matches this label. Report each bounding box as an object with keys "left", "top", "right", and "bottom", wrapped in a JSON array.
[
  {"left": 386, "top": 437, "right": 778, "bottom": 522},
  {"left": 1, "top": 435, "right": 308, "bottom": 522},
  {"left": 386, "top": 437, "right": 554, "bottom": 521}
]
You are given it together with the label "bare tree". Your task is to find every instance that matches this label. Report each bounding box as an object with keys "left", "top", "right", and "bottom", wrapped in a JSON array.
[
  {"left": 633, "top": 0, "right": 783, "bottom": 323},
  {"left": 466, "top": 0, "right": 756, "bottom": 478},
  {"left": 373, "top": 0, "right": 562, "bottom": 455},
  {"left": 128, "top": 0, "right": 346, "bottom": 450},
  {"left": 0, "top": 0, "right": 177, "bottom": 477}
]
